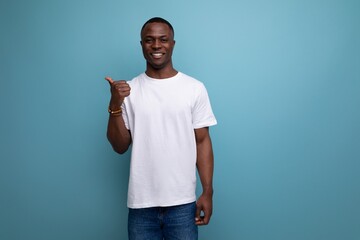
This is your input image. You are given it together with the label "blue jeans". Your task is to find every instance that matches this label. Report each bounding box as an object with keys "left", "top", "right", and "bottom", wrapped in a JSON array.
[{"left": 128, "top": 202, "right": 198, "bottom": 240}]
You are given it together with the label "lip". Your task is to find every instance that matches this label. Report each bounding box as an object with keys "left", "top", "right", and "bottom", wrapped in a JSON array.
[{"left": 150, "top": 52, "right": 164, "bottom": 59}]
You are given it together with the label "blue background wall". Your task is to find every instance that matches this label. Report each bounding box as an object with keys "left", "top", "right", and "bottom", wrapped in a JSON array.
[{"left": 1, "top": 0, "right": 359, "bottom": 239}]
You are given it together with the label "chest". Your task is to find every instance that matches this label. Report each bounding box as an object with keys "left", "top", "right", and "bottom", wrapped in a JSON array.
[{"left": 128, "top": 83, "right": 195, "bottom": 119}]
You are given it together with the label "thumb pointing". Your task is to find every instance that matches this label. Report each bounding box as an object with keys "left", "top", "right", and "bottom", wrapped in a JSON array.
[{"left": 105, "top": 76, "right": 114, "bottom": 85}]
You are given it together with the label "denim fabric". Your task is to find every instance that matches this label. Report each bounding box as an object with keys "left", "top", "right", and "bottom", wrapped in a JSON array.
[{"left": 128, "top": 202, "right": 198, "bottom": 240}]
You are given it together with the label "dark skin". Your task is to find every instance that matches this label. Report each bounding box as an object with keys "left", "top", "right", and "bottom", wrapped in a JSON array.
[
  {"left": 140, "top": 22, "right": 177, "bottom": 79},
  {"left": 105, "top": 22, "right": 214, "bottom": 225},
  {"left": 194, "top": 127, "right": 214, "bottom": 225}
]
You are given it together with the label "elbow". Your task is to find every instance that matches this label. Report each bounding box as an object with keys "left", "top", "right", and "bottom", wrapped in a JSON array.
[
  {"left": 112, "top": 145, "right": 129, "bottom": 155},
  {"left": 107, "top": 133, "right": 131, "bottom": 155}
]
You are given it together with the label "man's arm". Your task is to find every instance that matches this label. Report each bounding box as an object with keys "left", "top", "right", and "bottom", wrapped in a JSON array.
[
  {"left": 105, "top": 77, "right": 132, "bottom": 154},
  {"left": 194, "top": 127, "right": 214, "bottom": 225},
  {"left": 107, "top": 112, "right": 131, "bottom": 154}
]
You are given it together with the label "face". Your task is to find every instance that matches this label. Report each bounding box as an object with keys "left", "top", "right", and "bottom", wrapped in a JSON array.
[{"left": 141, "top": 22, "right": 175, "bottom": 70}]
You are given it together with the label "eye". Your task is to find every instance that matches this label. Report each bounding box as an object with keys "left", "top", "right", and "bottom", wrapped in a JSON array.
[
  {"left": 144, "top": 38, "right": 153, "bottom": 43},
  {"left": 160, "top": 38, "right": 168, "bottom": 43}
]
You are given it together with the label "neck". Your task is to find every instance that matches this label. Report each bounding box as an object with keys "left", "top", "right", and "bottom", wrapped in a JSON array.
[{"left": 145, "top": 64, "right": 178, "bottom": 79}]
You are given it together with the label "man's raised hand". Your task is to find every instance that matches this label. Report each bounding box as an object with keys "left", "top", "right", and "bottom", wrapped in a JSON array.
[{"left": 105, "top": 76, "right": 131, "bottom": 107}]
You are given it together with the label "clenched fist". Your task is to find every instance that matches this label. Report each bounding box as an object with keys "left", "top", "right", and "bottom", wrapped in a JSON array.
[{"left": 105, "top": 77, "right": 131, "bottom": 108}]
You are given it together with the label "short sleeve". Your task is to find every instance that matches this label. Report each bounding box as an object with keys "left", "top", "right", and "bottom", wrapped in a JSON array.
[
  {"left": 121, "top": 101, "right": 130, "bottom": 130},
  {"left": 192, "top": 83, "right": 217, "bottom": 129}
]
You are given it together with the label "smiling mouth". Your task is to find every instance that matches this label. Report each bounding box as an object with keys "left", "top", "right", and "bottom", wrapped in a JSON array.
[{"left": 151, "top": 53, "right": 164, "bottom": 59}]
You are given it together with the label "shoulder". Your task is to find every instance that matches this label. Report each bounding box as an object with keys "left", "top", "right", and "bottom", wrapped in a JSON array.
[
  {"left": 127, "top": 73, "right": 145, "bottom": 87},
  {"left": 178, "top": 72, "right": 205, "bottom": 89}
]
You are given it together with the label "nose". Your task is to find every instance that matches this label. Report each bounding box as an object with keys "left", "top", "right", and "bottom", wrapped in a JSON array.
[{"left": 152, "top": 39, "right": 161, "bottom": 49}]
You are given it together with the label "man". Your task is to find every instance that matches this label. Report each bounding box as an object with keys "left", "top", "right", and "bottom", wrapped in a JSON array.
[{"left": 105, "top": 17, "right": 217, "bottom": 240}]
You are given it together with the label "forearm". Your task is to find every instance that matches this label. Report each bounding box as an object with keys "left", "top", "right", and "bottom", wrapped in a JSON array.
[
  {"left": 107, "top": 114, "right": 131, "bottom": 154},
  {"left": 196, "top": 130, "right": 214, "bottom": 195},
  {"left": 194, "top": 128, "right": 214, "bottom": 225},
  {"left": 197, "top": 145, "right": 214, "bottom": 195}
]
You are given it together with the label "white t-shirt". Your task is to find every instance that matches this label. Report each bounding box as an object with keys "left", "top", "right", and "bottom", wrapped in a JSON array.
[{"left": 122, "top": 72, "right": 217, "bottom": 208}]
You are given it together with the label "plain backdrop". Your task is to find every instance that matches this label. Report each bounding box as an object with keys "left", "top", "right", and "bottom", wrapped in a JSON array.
[{"left": 1, "top": 0, "right": 359, "bottom": 239}]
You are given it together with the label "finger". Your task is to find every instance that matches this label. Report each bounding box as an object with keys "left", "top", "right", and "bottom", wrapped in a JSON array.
[
  {"left": 202, "top": 212, "right": 210, "bottom": 225},
  {"left": 116, "top": 83, "right": 131, "bottom": 91},
  {"left": 113, "top": 80, "right": 129, "bottom": 88},
  {"left": 195, "top": 209, "right": 206, "bottom": 225},
  {"left": 195, "top": 204, "right": 202, "bottom": 223},
  {"left": 105, "top": 76, "right": 114, "bottom": 84},
  {"left": 115, "top": 85, "right": 130, "bottom": 93},
  {"left": 195, "top": 216, "right": 205, "bottom": 225}
]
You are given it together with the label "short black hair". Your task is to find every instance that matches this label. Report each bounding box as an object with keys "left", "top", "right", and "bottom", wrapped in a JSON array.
[{"left": 141, "top": 17, "right": 174, "bottom": 37}]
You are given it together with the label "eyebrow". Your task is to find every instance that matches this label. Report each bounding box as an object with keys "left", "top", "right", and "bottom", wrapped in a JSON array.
[{"left": 143, "top": 35, "right": 171, "bottom": 40}]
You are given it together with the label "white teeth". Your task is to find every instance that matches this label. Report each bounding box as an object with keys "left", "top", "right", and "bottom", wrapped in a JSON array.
[{"left": 152, "top": 53, "right": 163, "bottom": 57}]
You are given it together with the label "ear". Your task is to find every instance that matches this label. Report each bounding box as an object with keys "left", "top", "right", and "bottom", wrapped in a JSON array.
[{"left": 140, "top": 40, "right": 142, "bottom": 45}]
